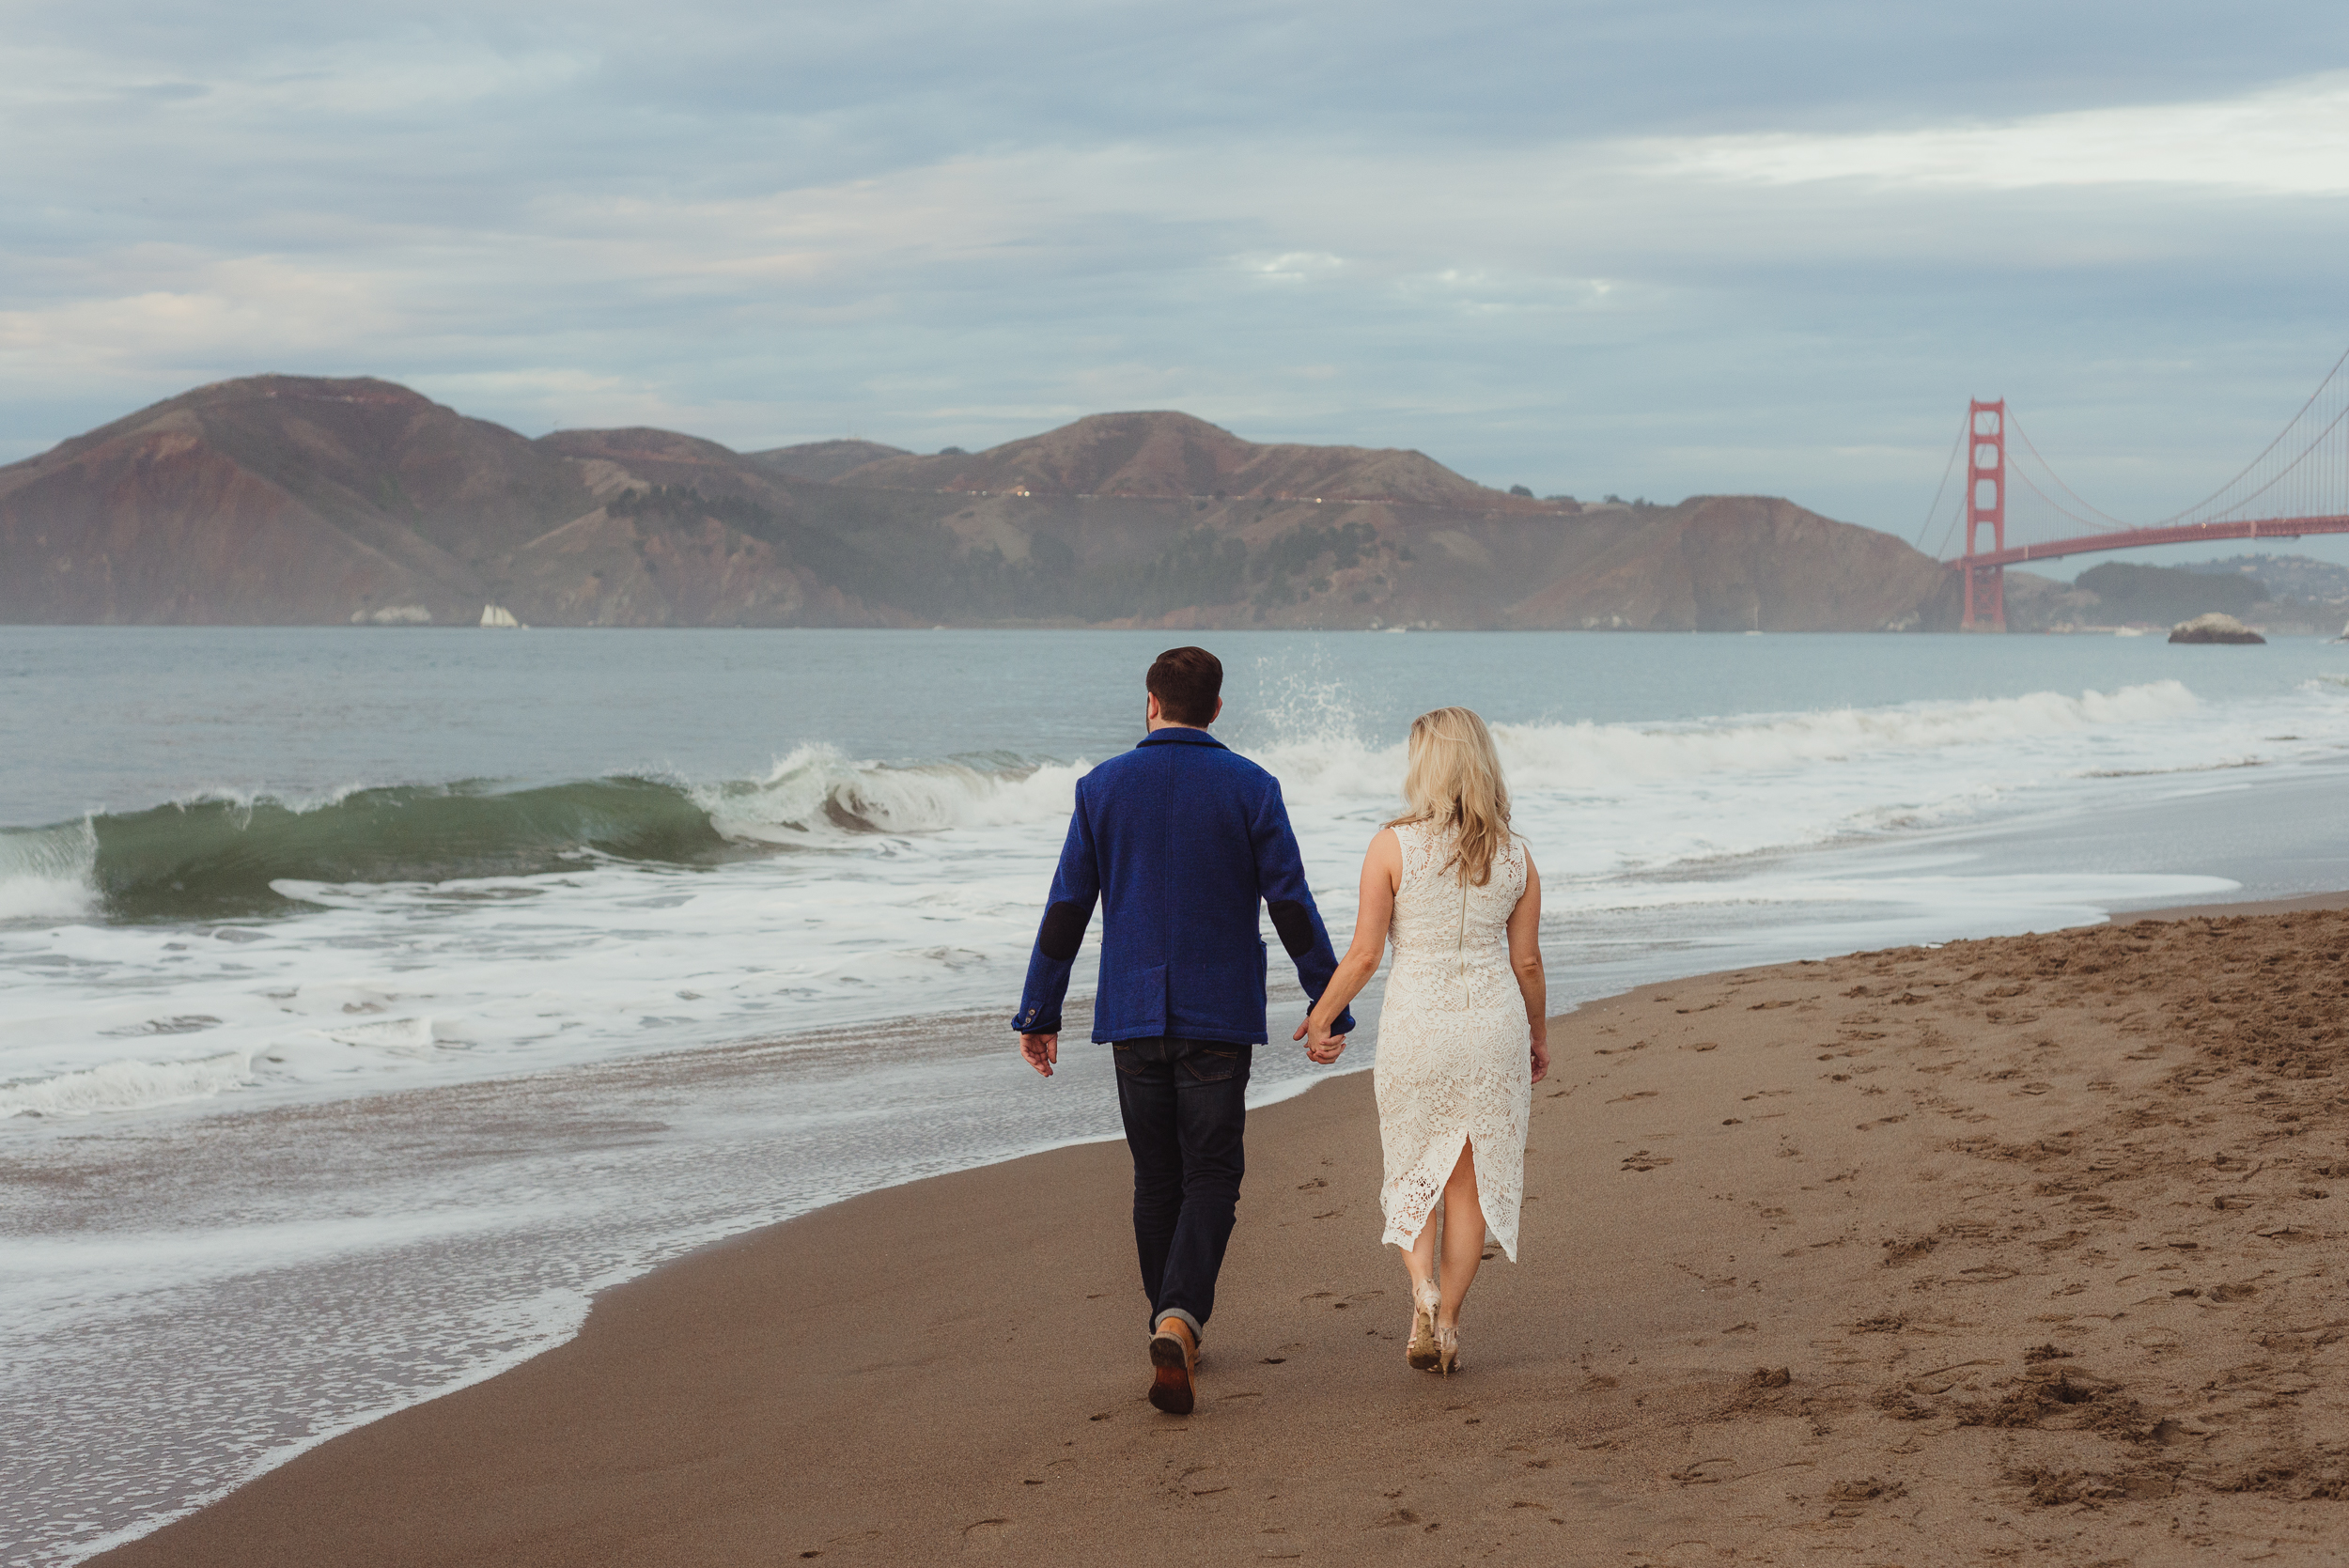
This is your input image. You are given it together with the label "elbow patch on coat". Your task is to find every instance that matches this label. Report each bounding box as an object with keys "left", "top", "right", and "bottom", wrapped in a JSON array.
[
  {"left": 1267, "top": 899, "right": 1316, "bottom": 958},
  {"left": 1038, "top": 901, "right": 1091, "bottom": 962}
]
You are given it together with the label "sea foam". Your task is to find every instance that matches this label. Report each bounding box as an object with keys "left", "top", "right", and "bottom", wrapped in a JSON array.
[
  {"left": 694, "top": 744, "right": 1087, "bottom": 843},
  {"left": 1256, "top": 680, "right": 2202, "bottom": 805},
  {"left": 0, "top": 1050, "right": 256, "bottom": 1119}
]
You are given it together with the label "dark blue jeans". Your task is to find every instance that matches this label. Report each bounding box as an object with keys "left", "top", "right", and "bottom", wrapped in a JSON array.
[{"left": 1112, "top": 1036, "right": 1252, "bottom": 1339}]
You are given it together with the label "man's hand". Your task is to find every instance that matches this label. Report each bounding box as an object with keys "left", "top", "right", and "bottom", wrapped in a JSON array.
[
  {"left": 1294, "top": 1016, "right": 1347, "bottom": 1065},
  {"left": 1530, "top": 1030, "right": 1549, "bottom": 1084},
  {"left": 1020, "top": 1032, "right": 1059, "bottom": 1078}
]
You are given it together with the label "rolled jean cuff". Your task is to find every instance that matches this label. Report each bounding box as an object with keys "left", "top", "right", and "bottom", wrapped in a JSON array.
[{"left": 1154, "top": 1306, "right": 1205, "bottom": 1345}]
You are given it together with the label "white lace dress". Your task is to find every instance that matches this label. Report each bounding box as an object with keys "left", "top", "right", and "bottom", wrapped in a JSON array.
[{"left": 1373, "top": 821, "right": 1532, "bottom": 1261}]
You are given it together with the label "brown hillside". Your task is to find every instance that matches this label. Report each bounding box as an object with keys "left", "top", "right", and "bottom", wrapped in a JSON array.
[
  {"left": 513, "top": 427, "right": 908, "bottom": 627},
  {"left": 1, "top": 379, "right": 1948, "bottom": 632},
  {"left": 537, "top": 428, "right": 800, "bottom": 510},
  {"left": 1236, "top": 494, "right": 1940, "bottom": 632},
  {"left": 834, "top": 411, "right": 1551, "bottom": 511},
  {"left": 768, "top": 484, "right": 1943, "bottom": 633},
  {"left": 1496, "top": 496, "right": 1947, "bottom": 632},
  {"left": 0, "top": 376, "right": 590, "bottom": 624},
  {"left": 746, "top": 439, "right": 910, "bottom": 483},
  {"left": 0, "top": 380, "right": 905, "bottom": 628},
  {"left": 541, "top": 427, "right": 752, "bottom": 472}
]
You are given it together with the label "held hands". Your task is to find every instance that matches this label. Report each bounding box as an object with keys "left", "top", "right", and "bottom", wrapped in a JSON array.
[
  {"left": 1294, "top": 1014, "right": 1347, "bottom": 1065},
  {"left": 1020, "top": 1032, "right": 1059, "bottom": 1078}
]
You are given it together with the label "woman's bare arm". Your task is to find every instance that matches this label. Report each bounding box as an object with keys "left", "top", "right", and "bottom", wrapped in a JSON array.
[
  {"left": 1299, "top": 829, "right": 1401, "bottom": 1062},
  {"left": 1506, "top": 848, "right": 1549, "bottom": 1083}
]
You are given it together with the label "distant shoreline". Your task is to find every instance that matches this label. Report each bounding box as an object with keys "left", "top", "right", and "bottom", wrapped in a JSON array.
[{"left": 18, "top": 619, "right": 2349, "bottom": 629}]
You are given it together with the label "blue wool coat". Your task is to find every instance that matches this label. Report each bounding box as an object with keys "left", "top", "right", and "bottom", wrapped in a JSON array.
[{"left": 1012, "top": 727, "right": 1355, "bottom": 1045}]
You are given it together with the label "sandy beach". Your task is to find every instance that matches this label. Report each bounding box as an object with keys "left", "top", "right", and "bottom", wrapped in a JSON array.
[{"left": 91, "top": 896, "right": 2349, "bottom": 1566}]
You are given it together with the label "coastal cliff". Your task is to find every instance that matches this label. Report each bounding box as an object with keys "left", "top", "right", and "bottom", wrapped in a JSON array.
[{"left": 0, "top": 377, "right": 1945, "bottom": 630}]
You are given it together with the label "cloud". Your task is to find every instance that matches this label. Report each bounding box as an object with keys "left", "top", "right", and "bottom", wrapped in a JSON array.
[{"left": 1654, "top": 70, "right": 2349, "bottom": 194}]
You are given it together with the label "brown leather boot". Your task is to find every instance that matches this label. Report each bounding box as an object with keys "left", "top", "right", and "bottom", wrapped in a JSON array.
[{"left": 1146, "top": 1315, "right": 1198, "bottom": 1415}]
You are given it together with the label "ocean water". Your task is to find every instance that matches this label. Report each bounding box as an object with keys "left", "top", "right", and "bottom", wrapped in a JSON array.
[{"left": 7, "top": 625, "right": 2349, "bottom": 1560}]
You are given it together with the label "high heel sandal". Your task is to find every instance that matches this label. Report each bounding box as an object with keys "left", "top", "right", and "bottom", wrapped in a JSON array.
[
  {"left": 1406, "top": 1279, "right": 1442, "bottom": 1372},
  {"left": 1434, "top": 1324, "right": 1462, "bottom": 1376}
]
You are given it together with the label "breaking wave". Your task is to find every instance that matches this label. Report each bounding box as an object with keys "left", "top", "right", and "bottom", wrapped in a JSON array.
[
  {"left": 0, "top": 747, "right": 1087, "bottom": 923},
  {"left": 693, "top": 745, "right": 1086, "bottom": 844}
]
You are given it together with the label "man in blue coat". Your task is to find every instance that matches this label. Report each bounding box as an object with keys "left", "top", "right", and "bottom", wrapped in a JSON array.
[{"left": 1016, "top": 645, "right": 1353, "bottom": 1416}]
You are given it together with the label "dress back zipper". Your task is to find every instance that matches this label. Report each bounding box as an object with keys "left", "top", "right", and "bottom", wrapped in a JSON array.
[{"left": 1455, "top": 844, "right": 1470, "bottom": 1009}]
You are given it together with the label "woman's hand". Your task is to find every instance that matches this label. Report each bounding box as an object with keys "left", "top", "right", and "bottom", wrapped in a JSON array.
[
  {"left": 1293, "top": 828, "right": 1399, "bottom": 1068},
  {"left": 1529, "top": 1029, "right": 1549, "bottom": 1084},
  {"left": 1295, "top": 1015, "right": 1348, "bottom": 1063}
]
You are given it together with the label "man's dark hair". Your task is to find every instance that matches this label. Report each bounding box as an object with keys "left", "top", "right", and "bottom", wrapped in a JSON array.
[{"left": 1147, "top": 646, "right": 1222, "bottom": 727}]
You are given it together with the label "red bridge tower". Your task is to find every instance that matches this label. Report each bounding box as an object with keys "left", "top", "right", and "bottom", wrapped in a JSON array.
[{"left": 1961, "top": 399, "right": 2007, "bottom": 631}]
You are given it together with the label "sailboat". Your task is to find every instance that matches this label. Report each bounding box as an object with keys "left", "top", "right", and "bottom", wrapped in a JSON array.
[
  {"left": 2334, "top": 618, "right": 2349, "bottom": 644},
  {"left": 479, "top": 604, "right": 525, "bottom": 629}
]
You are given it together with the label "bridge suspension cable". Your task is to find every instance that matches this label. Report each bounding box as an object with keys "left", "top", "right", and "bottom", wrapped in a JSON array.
[
  {"left": 2156, "top": 343, "right": 2349, "bottom": 527},
  {"left": 1915, "top": 412, "right": 1968, "bottom": 555},
  {"left": 2004, "top": 412, "right": 2133, "bottom": 534}
]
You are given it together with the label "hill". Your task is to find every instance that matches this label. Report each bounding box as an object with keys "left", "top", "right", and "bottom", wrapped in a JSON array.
[
  {"left": 746, "top": 439, "right": 910, "bottom": 483},
  {"left": 0, "top": 377, "right": 588, "bottom": 625},
  {"left": 2182, "top": 553, "right": 2349, "bottom": 607},
  {"left": 0, "top": 378, "right": 1947, "bottom": 631},
  {"left": 832, "top": 410, "right": 1548, "bottom": 511},
  {"left": 0, "top": 382, "right": 903, "bottom": 627}
]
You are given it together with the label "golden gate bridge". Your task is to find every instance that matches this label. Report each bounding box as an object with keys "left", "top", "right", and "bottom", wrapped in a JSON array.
[{"left": 1924, "top": 346, "right": 2349, "bottom": 629}]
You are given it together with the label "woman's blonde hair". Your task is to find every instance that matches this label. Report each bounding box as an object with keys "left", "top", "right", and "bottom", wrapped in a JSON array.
[{"left": 1387, "top": 706, "right": 1512, "bottom": 886}]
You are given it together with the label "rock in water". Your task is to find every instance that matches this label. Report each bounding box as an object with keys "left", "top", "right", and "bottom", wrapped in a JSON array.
[{"left": 2169, "top": 613, "right": 2265, "bottom": 644}]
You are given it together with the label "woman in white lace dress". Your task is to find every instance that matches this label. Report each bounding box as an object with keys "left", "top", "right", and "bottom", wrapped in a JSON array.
[{"left": 1299, "top": 707, "right": 1548, "bottom": 1374}]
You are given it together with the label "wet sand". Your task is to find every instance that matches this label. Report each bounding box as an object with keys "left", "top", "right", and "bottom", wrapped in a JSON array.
[{"left": 95, "top": 898, "right": 2349, "bottom": 1566}]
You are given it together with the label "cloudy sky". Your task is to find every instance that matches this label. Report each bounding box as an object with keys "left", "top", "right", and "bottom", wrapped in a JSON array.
[{"left": 7, "top": 0, "right": 2349, "bottom": 563}]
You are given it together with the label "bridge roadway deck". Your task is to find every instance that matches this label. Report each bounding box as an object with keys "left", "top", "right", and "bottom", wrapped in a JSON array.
[{"left": 1951, "top": 513, "right": 2349, "bottom": 570}]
